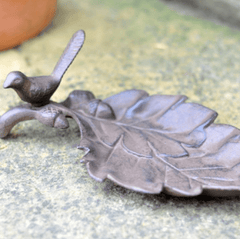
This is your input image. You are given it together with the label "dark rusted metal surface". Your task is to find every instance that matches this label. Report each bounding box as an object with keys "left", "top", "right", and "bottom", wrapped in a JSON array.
[{"left": 1, "top": 30, "right": 240, "bottom": 197}]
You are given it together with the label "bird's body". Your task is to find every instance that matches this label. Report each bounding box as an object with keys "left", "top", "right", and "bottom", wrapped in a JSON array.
[
  {"left": 26, "top": 76, "right": 58, "bottom": 105},
  {"left": 3, "top": 30, "right": 85, "bottom": 107},
  {"left": 4, "top": 71, "right": 60, "bottom": 106}
]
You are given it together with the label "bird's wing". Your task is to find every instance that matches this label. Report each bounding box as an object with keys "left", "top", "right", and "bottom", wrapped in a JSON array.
[{"left": 29, "top": 76, "right": 54, "bottom": 97}]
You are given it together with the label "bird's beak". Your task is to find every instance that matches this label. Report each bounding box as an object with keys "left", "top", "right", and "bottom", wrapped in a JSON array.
[{"left": 3, "top": 77, "right": 12, "bottom": 89}]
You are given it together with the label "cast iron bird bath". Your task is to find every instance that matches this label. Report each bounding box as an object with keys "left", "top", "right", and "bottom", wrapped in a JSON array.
[{"left": 1, "top": 30, "right": 240, "bottom": 197}]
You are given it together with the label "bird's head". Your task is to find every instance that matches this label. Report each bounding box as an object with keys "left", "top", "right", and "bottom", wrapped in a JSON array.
[{"left": 3, "top": 71, "right": 27, "bottom": 89}]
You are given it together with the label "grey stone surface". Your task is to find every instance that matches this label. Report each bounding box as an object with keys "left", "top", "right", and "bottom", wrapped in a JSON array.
[
  {"left": 1, "top": 0, "right": 240, "bottom": 238},
  {"left": 162, "top": 0, "right": 240, "bottom": 29}
]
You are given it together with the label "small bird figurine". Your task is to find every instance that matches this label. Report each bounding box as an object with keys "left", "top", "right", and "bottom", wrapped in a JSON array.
[{"left": 3, "top": 30, "right": 85, "bottom": 107}]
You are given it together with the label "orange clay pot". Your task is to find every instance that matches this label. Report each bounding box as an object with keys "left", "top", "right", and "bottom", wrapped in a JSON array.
[{"left": 0, "top": 0, "right": 57, "bottom": 51}]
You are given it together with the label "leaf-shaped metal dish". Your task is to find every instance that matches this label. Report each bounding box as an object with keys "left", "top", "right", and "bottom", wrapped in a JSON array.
[
  {"left": 60, "top": 90, "right": 240, "bottom": 197},
  {"left": 1, "top": 30, "right": 240, "bottom": 197}
]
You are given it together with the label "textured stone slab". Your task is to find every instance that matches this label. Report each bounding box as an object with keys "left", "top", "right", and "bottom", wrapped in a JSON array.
[{"left": 162, "top": 0, "right": 240, "bottom": 28}]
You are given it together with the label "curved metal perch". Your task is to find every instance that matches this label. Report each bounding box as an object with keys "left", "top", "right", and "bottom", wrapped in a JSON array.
[
  {"left": 0, "top": 89, "right": 99, "bottom": 139},
  {"left": 0, "top": 103, "right": 70, "bottom": 138},
  {"left": 0, "top": 105, "right": 35, "bottom": 138}
]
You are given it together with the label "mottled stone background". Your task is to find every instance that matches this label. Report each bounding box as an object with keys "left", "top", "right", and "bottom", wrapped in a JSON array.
[
  {"left": 1, "top": 0, "right": 240, "bottom": 238},
  {"left": 162, "top": 0, "right": 240, "bottom": 29}
]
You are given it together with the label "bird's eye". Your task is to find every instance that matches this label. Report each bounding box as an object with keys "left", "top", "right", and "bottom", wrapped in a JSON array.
[{"left": 14, "top": 78, "right": 22, "bottom": 84}]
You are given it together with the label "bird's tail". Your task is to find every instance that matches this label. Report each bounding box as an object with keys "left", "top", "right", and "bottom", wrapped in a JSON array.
[{"left": 51, "top": 30, "right": 85, "bottom": 82}]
